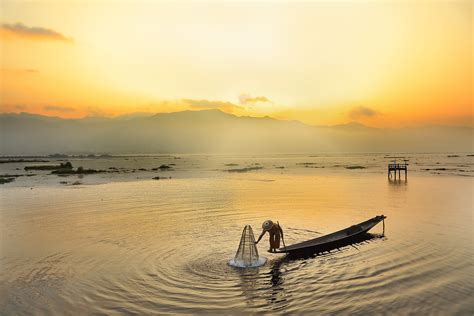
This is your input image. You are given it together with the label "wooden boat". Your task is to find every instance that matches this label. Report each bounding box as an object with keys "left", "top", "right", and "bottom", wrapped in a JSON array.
[{"left": 274, "top": 215, "right": 386, "bottom": 258}]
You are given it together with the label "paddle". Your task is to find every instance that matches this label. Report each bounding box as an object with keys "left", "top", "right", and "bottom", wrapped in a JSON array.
[{"left": 277, "top": 221, "right": 287, "bottom": 253}]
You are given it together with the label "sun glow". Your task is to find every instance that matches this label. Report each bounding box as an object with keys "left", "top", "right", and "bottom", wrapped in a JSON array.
[{"left": 1, "top": 1, "right": 472, "bottom": 127}]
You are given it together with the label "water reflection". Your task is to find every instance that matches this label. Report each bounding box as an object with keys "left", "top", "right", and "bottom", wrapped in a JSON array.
[
  {"left": 388, "top": 178, "right": 408, "bottom": 185},
  {"left": 234, "top": 257, "right": 290, "bottom": 310},
  {"left": 236, "top": 267, "right": 260, "bottom": 304},
  {"left": 238, "top": 232, "right": 387, "bottom": 311},
  {"left": 267, "top": 257, "right": 289, "bottom": 307}
]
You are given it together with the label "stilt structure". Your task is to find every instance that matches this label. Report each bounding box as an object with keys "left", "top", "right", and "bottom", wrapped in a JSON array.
[{"left": 388, "top": 159, "right": 408, "bottom": 180}]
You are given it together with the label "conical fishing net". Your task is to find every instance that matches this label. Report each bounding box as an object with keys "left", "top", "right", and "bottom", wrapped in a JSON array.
[{"left": 229, "top": 225, "right": 266, "bottom": 268}]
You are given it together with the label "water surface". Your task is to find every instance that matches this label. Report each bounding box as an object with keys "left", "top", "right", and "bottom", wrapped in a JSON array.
[{"left": 1, "top": 154, "right": 473, "bottom": 314}]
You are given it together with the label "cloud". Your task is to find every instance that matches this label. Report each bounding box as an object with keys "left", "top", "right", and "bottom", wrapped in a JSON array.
[
  {"left": 44, "top": 105, "right": 75, "bottom": 113},
  {"left": 1, "top": 68, "right": 40, "bottom": 74},
  {"left": 239, "top": 94, "right": 271, "bottom": 105},
  {"left": 348, "top": 106, "right": 379, "bottom": 120},
  {"left": 13, "top": 104, "right": 29, "bottom": 111},
  {"left": 0, "top": 23, "right": 73, "bottom": 43},
  {"left": 0, "top": 103, "right": 31, "bottom": 112},
  {"left": 182, "top": 99, "right": 244, "bottom": 113}
]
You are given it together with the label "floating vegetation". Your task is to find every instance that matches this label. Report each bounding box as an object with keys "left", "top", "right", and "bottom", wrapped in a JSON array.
[
  {"left": 48, "top": 154, "right": 69, "bottom": 158},
  {"left": 0, "top": 159, "right": 49, "bottom": 164},
  {"left": 152, "top": 165, "right": 173, "bottom": 171},
  {"left": 153, "top": 176, "right": 171, "bottom": 180},
  {"left": 225, "top": 163, "right": 239, "bottom": 167},
  {"left": 25, "top": 161, "right": 72, "bottom": 171},
  {"left": 275, "top": 166, "right": 285, "bottom": 169},
  {"left": 297, "top": 162, "right": 325, "bottom": 168},
  {"left": 48, "top": 153, "right": 112, "bottom": 158},
  {"left": 226, "top": 166, "right": 263, "bottom": 173},
  {"left": 345, "top": 166, "right": 366, "bottom": 169},
  {"left": 0, "top": 174, "right": 24, "bottom": 178},
  {"left": 0, "top": 177, "right": 15, "bottom": 184},
  {"left": 467, "top": 154, "right": 474, "bottom": 157},
  {"left": 447, "top": 155, "right": 459, "bottom": 158},
  {"left": 52, "top": 166, "right": 104, "bottom": 175}
]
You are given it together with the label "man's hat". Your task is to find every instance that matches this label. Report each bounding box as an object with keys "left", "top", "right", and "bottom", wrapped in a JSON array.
[{"left": 262, "top": 220, "right": 274, "bottom": 231}]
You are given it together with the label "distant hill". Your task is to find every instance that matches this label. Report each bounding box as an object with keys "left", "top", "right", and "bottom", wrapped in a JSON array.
[{"left": 0, "top": 110, "right": 472, "bottom": 155}]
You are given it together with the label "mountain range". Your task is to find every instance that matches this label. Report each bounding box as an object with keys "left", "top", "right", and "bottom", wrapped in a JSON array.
[{"left": 1, "top": 110, "right": 472, "bottom": 155}]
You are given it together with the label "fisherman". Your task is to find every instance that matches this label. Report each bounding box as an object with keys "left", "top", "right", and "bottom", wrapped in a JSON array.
[{"left": 255, "top": 220, "right": 284, "bottom": 253}]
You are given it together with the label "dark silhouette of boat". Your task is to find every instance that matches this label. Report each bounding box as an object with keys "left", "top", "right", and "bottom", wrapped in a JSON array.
[{"left": 274, "top": 215, "right": 386, "bottom": 258}]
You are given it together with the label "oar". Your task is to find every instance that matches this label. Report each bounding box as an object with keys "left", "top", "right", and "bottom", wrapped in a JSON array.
[{"left": 277, "top": 221, "right": 287, "bottom": 253}]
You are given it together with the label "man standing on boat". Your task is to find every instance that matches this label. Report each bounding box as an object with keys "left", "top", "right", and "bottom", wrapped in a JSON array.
[{"left": 255, "top": 220, "right": 284, "bottom": 252}]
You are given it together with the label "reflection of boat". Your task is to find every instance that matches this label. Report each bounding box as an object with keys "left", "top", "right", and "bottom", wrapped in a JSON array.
[{"left": 274, "top": 215, "right": 386, "bottom": 258}]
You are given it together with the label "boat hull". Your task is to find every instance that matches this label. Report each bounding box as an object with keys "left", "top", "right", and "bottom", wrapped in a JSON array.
[{"left": 275, "top": 215, "right": 386, "bottom": 258}]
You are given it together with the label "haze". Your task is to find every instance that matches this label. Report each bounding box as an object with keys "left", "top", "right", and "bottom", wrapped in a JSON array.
[{"left": 1, "top": 110, "right": 471, "bottom": 155}]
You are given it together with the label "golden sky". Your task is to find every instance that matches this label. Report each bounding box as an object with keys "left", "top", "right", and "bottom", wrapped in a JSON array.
[{"left": 0, "top": 0, "right": 472, "bottom": 127}]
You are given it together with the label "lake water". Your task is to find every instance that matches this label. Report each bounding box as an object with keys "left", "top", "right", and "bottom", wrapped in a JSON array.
[{"left": 1, "top": 154, "right": 473, "bottom": 314}]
